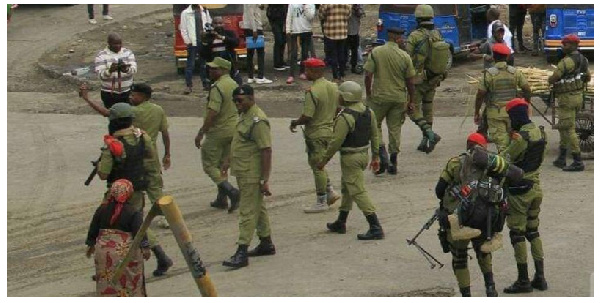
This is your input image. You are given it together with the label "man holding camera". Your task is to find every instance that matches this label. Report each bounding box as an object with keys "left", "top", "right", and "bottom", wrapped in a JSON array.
[
  {"left": 180, "top": 4, "right": 212, "bottom": 94},
  {"left": 94, "top": 32, "right": 137, "bottom": 109},
  {"left": 201, "top": 16, "right": 242, "bottom": 85}
]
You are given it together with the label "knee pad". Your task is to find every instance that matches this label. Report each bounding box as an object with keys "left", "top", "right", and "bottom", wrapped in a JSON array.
[
  {"left": 509, "top": 230, "right": 526, "bottom": 246},
  {"left": 525, "top": 227, "right": 540, "bottom": 242},
  {"left": 452, "top": 249, "right": 468, "bottom": 270}
]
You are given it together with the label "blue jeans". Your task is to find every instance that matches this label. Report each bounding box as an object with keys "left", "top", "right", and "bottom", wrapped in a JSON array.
[{"left": 185, "top": 45, "right": 208, "bottom": 88}]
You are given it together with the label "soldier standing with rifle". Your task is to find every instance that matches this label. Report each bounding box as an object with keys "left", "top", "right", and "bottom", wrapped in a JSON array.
[
  {"left": 434, "top": 133, "right": 523, "bottom": 297},
  {"left": 474, "top": 43, "right": 531, "bottom": 154},
  {"left": 501, "top": 98, "right": 548, "bottom": 294},
  {"left": 316, "top": 81, "right": 384, "bottom": 240},
  {"left": 548, "top": 34, "right": 591, "bottom": 172}
]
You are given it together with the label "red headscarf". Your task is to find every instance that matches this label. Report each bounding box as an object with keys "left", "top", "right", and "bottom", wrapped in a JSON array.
[{"left": 109, "top": 179, "right": 134, "bottom": 225}]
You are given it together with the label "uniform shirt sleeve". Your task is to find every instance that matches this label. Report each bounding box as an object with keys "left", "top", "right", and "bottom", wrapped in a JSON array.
[
  {"left": 143, "top": 134, "right": 159, "bottom": 174},
  {"left": 405, "top": 34, "right": 417, "bottom": 58},
  {"left": 369, "top": 109, "right": 379, "bottom": 155},
  {"left": 363, "top": 52, "right": 376, "bottom": 73},
  {"left": 207, "top": 85, "right": 224, "bottom": 113},
  {"left": 324, "top": 114, "right": 350, "bottom": 160},
  {"left": 302, "top": 91, "right": 316, "bottom": 118},
  {"left": 97, "top": 148, "right": 114, "bottom": 176},
  {"left": 501, "top": 133, "right": 528, "bottom": 163},
  {"left": 405, "top": 56, "right": 416, "bottom": 78},
  {"left": 160, "top": 108, "right": 169, "bottom": 132},
  {"left": 440, "top": 157, "right": 459, "bottom": 183},
  {"left": 251, "top": 121, "right": 272, "bottom": 149},
  {"left": 478, "top": 71, "right": 490, "bottom": 92},
  {"left": 515, "top": 70, "right": 529, "bottom": 89}
]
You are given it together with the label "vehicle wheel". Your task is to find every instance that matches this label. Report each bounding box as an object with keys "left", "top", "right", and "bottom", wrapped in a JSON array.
[{"left": 575, "top": 112, "right": 593, "bottom": 157}]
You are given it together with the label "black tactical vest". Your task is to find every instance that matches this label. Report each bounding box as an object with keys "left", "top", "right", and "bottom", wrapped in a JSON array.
[
  {"left": 514, "top": 127, "right": 547, "bottom": 173},
  {"left": 107, "top": 136, "right": 148, "bottom": 191},
  {"left": 341, "top": 108, "right": 371, "bottom": 148}
]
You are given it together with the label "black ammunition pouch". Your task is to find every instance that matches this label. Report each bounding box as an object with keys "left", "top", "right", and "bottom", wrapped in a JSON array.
[{"left": 508, "top": 178, "right": 534, "bottom": 195}]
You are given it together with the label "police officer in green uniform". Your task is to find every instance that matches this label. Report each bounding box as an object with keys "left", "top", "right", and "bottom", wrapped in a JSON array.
[
  {"left": 80, "top": 83, "right": 172, "bottom": 228},
  {"left": 364, "top": 27, "right": 416, "bottom": 175},
  {"left": 222, "top": 85, "right": 275, "bottom": 268},
  {"left": 96, "top": 103, "right": 173, "bottom": 276},
  {"left": 501, "top": 98, "right": 548, "bottom": 293},
  {"left": 316, "top": 81, "right": 384, "bottom": 240},
  {"left": 475, "top": 43, "right": 531, "bottom": 154},
  {"left": 195, "top": 57, "right": 241, "bottom": 212},
  {"left": 548, "top": 34, "right": 591, "bottom": 172},
  {"left": 435, "top": 133, "right": 523, "bottom": 297},
  {"left": 290, "top": 58, "right": 341, "bottom": 213},
  {"left": 406, "top": 4, "right": 444, "bottom": 153}
]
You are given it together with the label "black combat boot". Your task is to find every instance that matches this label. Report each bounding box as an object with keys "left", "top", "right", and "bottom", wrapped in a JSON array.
[
  {"left": 387, "top": 153, "right": 398, "bottom": 175},
  {"left": 222, "top": 245, "right": 249, "bottom": 268},
  {"left": 247, "top": 236, "right": 276, "bottom": 257},
  {"left": 531, "top": 260, "right": 548, "bottom": 291},
  {"left": 151, "top": 245, "right": 173, "bottom": 277},
  {"left": 459, "top": 286, "right": 471, "bottom": 297},
  {"left": 563, "top": 153, "right": 585, "bottom": 172},
  {"left": 553, "top": 147, "right": 567, "bottom": 168},
  {"left": 209, "top": 186, "right": 228, "bottom": 209},
  {"left": 327, "top": 210, "right": 349, "bottom": 234},
  {"left": 424, "top": 132, "right": 441, "bottom": 154},
  {"left": 503, "top": 263, "right": 533, "bottom": 294},
  {"left": 218, "top": 181, "right": 240, "bottom": 213},
  {"left": 375, "top": 146, "right": 389, "bottom": 175},
  {"left": 417, "top": 136, "right": 428, "bottom": 152},
  {"left": 357, "top": 213, "right": 384, "bottom": 240},
  {"left": 484, "top": 272, "right": 498, "bottom": 297}
]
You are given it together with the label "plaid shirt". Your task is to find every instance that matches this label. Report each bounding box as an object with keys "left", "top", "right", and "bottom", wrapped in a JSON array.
[{"left": 318, "top": 4, "right": 352, "bottom": 40}]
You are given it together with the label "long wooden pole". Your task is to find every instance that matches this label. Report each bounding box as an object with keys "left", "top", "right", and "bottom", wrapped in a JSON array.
[{"left": 157, "top": 196, "right": 217, "bottom": 297}]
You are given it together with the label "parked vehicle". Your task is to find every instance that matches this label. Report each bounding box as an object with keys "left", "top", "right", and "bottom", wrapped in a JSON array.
[
  {"left": 375, "top": 4, "right": 489, "bottom": 67},
  {"left": 544, "top": 4, "right": 594, "bottom": 63}
]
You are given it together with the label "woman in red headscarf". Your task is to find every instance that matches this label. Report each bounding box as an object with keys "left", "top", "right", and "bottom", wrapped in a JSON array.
[{"left": 85, "top": 179, "right": 151, "bottom": 297}]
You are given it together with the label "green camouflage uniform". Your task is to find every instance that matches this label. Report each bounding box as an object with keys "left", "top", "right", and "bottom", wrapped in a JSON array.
[
  {"left": 478, "top": 62, "right": 528, "bottom": 153},
  {"left": 303, "top": 77, "right": 339, "bottom": 195},
  {"left": 406, "top": 27, "right": 445, "bottom": 127},
  {"left": 202, "top": 74, "right": 238, "bottom": 186},
  {"left": 551, "top": 52, "right": 590, "bottom": 153},
  {"left": 322, "top": 102, "right": 379, "bottom": 214},
  {"left": 131, "top": 101, "right": 168, "bottom": 204},
  {"left": 98, "top": 126, "right": 159, "bottom": 246},
  {"left": 231, "top": 104, "right": 272, "bottom": 245},
  {"left": 364, "top": 41, "right": 416, "bottom": 154},
  {"left": 501, "top": 123, "right": 546, "bottom": 266}
]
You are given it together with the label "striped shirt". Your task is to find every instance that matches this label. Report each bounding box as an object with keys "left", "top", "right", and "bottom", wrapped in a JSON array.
[
  {"left": 318, "top": 4, "right": 352, "bottom": 40},
  {"left": 94, "top": 47, "right": 137, "bottom": 93}
]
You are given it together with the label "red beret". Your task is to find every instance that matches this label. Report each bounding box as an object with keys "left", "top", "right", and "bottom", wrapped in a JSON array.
[
  {"left": 492, "top": 43, "right": 511, "bottom": 55},
  {"left": 562, "top": 34, "right": 580, "bottom": 44},
  {"left": 467, "top": 132, "right": 487, "bottom": 148},
  {"left": 303, "top": 57, "right": 326, "bottom": 68},
  {"left": 506, "top": 98, "right": 529, "bottom": 112}
]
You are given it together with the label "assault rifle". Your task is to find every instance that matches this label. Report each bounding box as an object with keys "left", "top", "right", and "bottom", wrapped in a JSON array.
[{"left": 84, "top": 155, "right": 102, "bottom": 186}]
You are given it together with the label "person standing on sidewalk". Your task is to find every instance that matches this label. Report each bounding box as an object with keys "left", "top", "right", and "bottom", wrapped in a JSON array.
[
  {"left": 87, "top": 4, "right": 112, "bottom": 25},
  {"left": 319, "top": 4, "right": 352, "bottom": 82},
  {"left": 180, "top": 4, "right": 212, "bottom": 94},
  {"left": 285, "top": 4, "right": 316, "bottom": 84},
  {"left": 346, "top": 4, "right": 365, "bottom": 75},
  {"left": 509, "top": 4, "right": 529, "bottom": 52},
  {"left": 242, "top": 4, "right": 273, "bottom": 85},
  {"left": 528, "top": 4, "right": 546, "bottom": 56},
  {"left": 267, "top": 4, "right": 289, "bottom": 71},
  {"left": 94, "top": 33, "right": 137, "bottom": 109}
]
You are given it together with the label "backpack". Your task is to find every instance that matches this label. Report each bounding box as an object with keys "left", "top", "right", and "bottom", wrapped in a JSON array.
[{"left": 414, "top": 30, "right": 451, "bottom": 75}]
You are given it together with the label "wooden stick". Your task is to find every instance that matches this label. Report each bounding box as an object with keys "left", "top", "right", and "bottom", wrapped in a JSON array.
[
  {"left": 111, "top": 203, "right": 160, "bottom": 285},
  {"left": 158, "top": 196, "right": 217, "bottom": 297}
]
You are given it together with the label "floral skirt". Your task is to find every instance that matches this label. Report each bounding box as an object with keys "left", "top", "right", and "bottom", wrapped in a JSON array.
[{"left": 94, "top": 229, "right": 146, "bottom": 297}]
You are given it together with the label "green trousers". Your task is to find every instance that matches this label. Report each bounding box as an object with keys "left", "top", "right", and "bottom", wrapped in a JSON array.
[
  {"left": 338, "top": 151, "right": 376, "bottom": 215},
  {"left": 486, "top": 106, "right": 511, "bottom": 154},
  {"left": 306, "top": 137, "right": 331, "bottom": 195},
  {"left": 201, "top": 135, "right": 233, "bottom": 185},
  {"left": 448, "top": 233, "right": 493, "bottom": 289},
  {"left": 368, "top": 101, "right": 407, "bottom": 154},
  {"left": 409, "top": 82, "right": 437, "bottom": 125},
  {"left": 557, "top": 91, "right": 583, "bottom": 153},
  {"left": 236, "top": 177, "right": 271, "bottom": 245},
  {"left": 506, "top": 182, "right": 544, "bottom": 264}
]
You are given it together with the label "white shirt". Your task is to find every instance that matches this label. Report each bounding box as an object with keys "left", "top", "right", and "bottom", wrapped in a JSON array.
[
  {"left": 487, "top": 20, "right": 514, "bottom": 54},
  {"left": 286, "top": 4, "right": 315, "bottom": 34},
  {"left": 179, "top": 5, "right": 212, "bottom": 47}
]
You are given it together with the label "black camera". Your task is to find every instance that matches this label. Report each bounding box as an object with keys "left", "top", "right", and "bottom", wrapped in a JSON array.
[{"left": 204, "top": 22, "right": 214, "bottom": 33}]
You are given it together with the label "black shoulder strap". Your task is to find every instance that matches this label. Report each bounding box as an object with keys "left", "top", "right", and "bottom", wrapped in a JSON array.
[{"left": 308, "top": 90, "right": 318, "bottom": 107}]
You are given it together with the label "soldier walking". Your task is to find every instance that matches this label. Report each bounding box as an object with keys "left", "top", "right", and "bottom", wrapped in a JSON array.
[
  {"left": 317, "top": 81, "right": 384, "bottom": 240},
  {"left": 290, "top": 58, "right": 341, "bottom": 213},
  {"left": 222, "top": 85, "right": 275, "bottom": 268}
]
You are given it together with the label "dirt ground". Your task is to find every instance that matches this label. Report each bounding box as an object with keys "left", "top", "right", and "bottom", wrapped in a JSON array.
[{"left": 6, "top": 4, "right": 594, "bottom": 297}]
